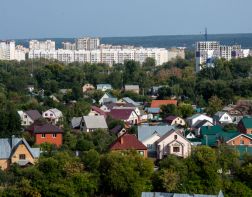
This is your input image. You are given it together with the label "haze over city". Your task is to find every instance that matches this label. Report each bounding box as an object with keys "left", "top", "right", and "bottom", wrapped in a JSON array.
[{"left": 1, "top": 0, "right": 252, "bottom": 39}]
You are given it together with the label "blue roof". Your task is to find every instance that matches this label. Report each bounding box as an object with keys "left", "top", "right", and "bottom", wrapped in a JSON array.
[
  {"left": 138, "top": 125, "right": 175, "bottom": 142},
  {"left": 122, "top": 97, "right": 140, "bottom": 106},
  {"left": 146, "top": 108, "right": 160, "bottom": 114},
  {"left": 0, "top": 137, "right": 40, "bottom": 159},
  {"left": 141, "top": 191, "right": 223, "bottom": 197}
]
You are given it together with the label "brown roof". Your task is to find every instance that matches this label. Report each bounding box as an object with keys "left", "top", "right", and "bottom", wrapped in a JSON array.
[
  {"left": 108, "top": 109, "right": 136, "bottom": 121},
  {"left": 27, "top": 123, "right": 63, "bottom": 134},
  {"left": 25, "top": 110, "right": 42, "bottom": 121},
  {"left": 91, "top": 106, "right": 107, "bottom": 118},
  {"left": 110, "top": 134, "right": 147, "bottom": 150},
  {"left": 165, "top": 115, "right": 178, "bottom": 124},
  {"left": 151, "top": 100, "right": 177, "bottom": 108}
]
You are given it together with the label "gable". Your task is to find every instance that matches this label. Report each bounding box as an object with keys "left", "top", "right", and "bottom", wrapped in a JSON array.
[
  {"left": 11, "top": 143, "right": 34, "bottom": 160},
  {"left": 226, "top": 134, "right": 252, "bottom": 143}
]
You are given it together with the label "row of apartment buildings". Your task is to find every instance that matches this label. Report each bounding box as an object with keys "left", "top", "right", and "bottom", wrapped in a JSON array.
[
  {"left": 195, "top": 41, "right": 251, "bottom": 72},
  {"left": 0, "top": 38, "right": 185, "bottom": 66}
]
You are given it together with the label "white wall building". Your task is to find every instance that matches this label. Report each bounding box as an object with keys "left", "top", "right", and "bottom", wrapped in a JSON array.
[
  {"left": 76, "top": 37, "right": 100, "bottom": 50},
  {"left": 0, "top": 41, "right": 26, "bottom": 61},
  {"left": 29, "top": 40, "right": 56, "bottom": 51}
]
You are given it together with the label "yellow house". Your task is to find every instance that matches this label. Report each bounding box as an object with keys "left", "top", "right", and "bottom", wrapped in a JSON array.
[{"left": 0, "top": 137, "right": 40, "bottom": 170}]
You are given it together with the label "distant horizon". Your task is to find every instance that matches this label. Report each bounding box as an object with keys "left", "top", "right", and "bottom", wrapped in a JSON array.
[{"left": 3, "top": 32, "right": 252, "bottom": 41}]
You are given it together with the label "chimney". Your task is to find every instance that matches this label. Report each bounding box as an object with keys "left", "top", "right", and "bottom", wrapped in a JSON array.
[{"left": 120, "top": 136, "right": 124, "bottom": 144}]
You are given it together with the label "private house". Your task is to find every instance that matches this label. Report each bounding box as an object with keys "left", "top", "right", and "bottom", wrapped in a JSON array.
[
  {"left": 118, "top": 97, "right": 140, "bottom": 107},
  {"left": 108, "top": 108, "right": 139, "bottom": 124},
  {"left": 222, "top": 104, "right": 242, "bottom": 116},
  {"left": 141, "top": 191, "right": 224, "bottom": 197},
  {"left": 156, "top": 129, "right": 192, "bottom": 159},
  {"left": 192, "top": 119, "right": 214, "bottom": 136},
  {"left": 80, "top": 116, "right": 108, "bottom": 132},
  {"left": 146, "top": 108, "right": 161, "bottom": 121},
  {"left": 226, "top": 133, "right": 252, "bottom": 146},
  {"left": 110, "top": 125, "right": 127, "bottom": 137},
  {"left": 124, "top": 85, "right": 140, "bottom": 94},
  {"left": 165, "top": 116, "right": 186, "bottom": 126},
  {"left": 18, "top": 110, "right": 42, "bottom": 127},
  {"left": 88, "top": 106, "right": 107, "bottom": 118},
  {"left": 0, "top": 137, "right": 40, "bottom": 170},
  {"left": 151, "top": 100, "right": 178, "bottom": 108},
  {"left": 82, "top": 83, "right": 95, "bottom": 93},
  {"left": 238, "top": 117, "right": 252, "bottom": 134},
  {"left": 71, "top": 117, "right": 82, "bottom": 130},
  {"left": 110, "top": 134, "right": 147, "bottom": 158},
  {"left": 186, "top": 114, "right": 213, "bottom": 128},
  {"left": 27, "top": 123, "right": 63, "bottom": 147},
  {"left": 213, "top": 111, "right": 233, "bottom": 124},
  {"left": 42, "top": 108, "right": 63, "bottom": 124},
  {"left": 97, "top": 84, "right": 112, "bottom": 92},
  {"left": 99, "top": 92, "right": 117, "bottom": 105},
  {"left": 27, "top": 85, "right": 35, "bottom": 93},
  {"left": 138, "top": 125, "right": 175, "bottom": 157}
]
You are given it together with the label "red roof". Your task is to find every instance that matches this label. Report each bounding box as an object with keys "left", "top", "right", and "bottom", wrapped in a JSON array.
[
  {"left": 108, "top": 109, "right": 136, "bottom": 121},
  {"left": 110, "top": 134, "right": 147, "bottom": 150},
  {"left": 151, "top": 100, "right": 177, "bottom": 108},
  {"left": 91, "top": 106, "right": 107, "bottom": 117}
]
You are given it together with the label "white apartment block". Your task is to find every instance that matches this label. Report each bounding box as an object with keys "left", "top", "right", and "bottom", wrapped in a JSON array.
[
  {"left": 0, "top": 41, "right": 26, "bottom": 61},
  {"left": 76, "top": 37, "right": 100, "bottom": 50},
  {"left": 195, "top": 41, "right": 250, "bottom": 72},
  {"left": 29, "top": 40, "right": 56, "bottom": 50},
  {"left": 28, "top": 47, "right": 174, "bottom": 66},
  {"left": 62, "top": 42, "right": 76, "bottom": 50}
]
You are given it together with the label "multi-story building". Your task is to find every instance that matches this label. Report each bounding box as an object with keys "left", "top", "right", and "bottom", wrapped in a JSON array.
[
  {"left": 62, "top": 42, "right": 76, "bottom": 50},
  {"left": 76, "top": 37, "right": 100, "bottom": 50},
  {"left": 195, "top": 41, "right": 250, "bottom": 72},
  {"left": 0, "top": 41, "right": 26, "bottom": 61},
  {"left": 29, "top": 40, "right": 56, "bottom": 50}
]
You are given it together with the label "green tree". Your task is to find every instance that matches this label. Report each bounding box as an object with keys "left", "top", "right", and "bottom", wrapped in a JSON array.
[{"left": 206, "top": 96, "right": 223, "bottom": 115}]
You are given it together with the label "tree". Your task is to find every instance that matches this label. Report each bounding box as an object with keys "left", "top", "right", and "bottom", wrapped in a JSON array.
[
  {"left": 160, "top": 104, "right": 179, "bottom": 119},
  {"left": 178, "top": 103, "right": 194, "bottom": 118},
  {"left": 206, "top": 96, "right": 223, "bottom": 115}
]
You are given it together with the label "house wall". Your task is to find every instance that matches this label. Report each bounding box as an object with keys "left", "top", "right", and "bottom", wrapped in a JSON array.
[
  {"left": 21, "top": 114, "right": 34, "bottom": 126},
  {"left": 157, "top": 132, "right": 191, "bottom": 159},
  {"left": 171, "top": 117, "right": 186, "bottom": 126},
  {"left": 142, "top": 134, "right": 161, "bottom": 156},
  {"left": 227, "top": 135, "right": 252, "bottom": 146},
  {"left": 11, "top": 144, "right": 35, "bottom": 164},
  {"left": 238, "top": 122, "right": 252, "bottom": 134},
  {"left": 219, "top": 114, "right": 233, "bottom": 124},
  {"left": 127, "top": 112, "right": 139, "bottom": 124},
  {"left": 35, "top": 133, "right": 62, "bottom": 147},
  {"left": 0, "top": 159, "right": 10, "bottom": 170},
  {"left": 191, "top": 115, "right": 213, "bottom": 127}
]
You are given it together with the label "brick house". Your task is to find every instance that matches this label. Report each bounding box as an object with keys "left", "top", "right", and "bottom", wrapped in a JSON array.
[
  {"left": 238, "top": 117, "right": 252, "bottom": 134},
  {"left": 27, "top": 123, "right": 63, "bottom": 147}
]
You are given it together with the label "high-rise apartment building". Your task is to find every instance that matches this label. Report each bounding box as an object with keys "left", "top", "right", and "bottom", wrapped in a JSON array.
[
  {"left": 62, "top": 42, "right": 76, "bottom": 50},
  {"left": 76, "top": 37, "right": 100, "bottom": 50},
  {"left": 29, "top": 40, "right": 56, "bottom": 50},
  {"left": 0, "top": 41, "right": 26, "bottom": 61}
]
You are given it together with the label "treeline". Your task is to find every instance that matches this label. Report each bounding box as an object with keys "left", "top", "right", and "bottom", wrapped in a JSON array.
[{"left": 1, "top": 145, "right": 252, "bottom": 196}]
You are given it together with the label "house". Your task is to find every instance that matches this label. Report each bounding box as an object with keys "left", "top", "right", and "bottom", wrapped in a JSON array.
[
  {"left": 82, "top": 83, "right": 95, "bottom": 93},
  {"left": 27, "top": 123, "right": 63, "bottom": 147},
  {"left": 141, "top": 190, "right": 224, "bottom": 197},
  {"left": 138, "top": 124, "right": 175, "bottom": 157},
  {"left": 124, "top": 85, "right": 140, "bottom": 94},
  {"left": 88, "top": 106, "right": 107, "bottom": 118},
  {"left": 156, "top": 129, "right": 192, "bottom": 159},
  {"left": 118, "top": 97, "right": 140, "bottom": 107},
  {"left": 151, "top": 100, "right": 177, "bottom": 108},
  {"left": 18, "top": 110, "right": 42, "bottom": 127},
  {"left": 110, "top": 125, "right": 127, "bottom": 137},
  {"left": 213, "top": 111, "right": 233, "bottom": 124},
  {"left": 80, "top": 116, "right": 108, "bottom": 132},
  {"left": 0, "top": 136, "right": 40, "bottom": 170},
  {"left": 71, "top": 117, "right": 82, "bottom": 130},
  {"left": 148, "top": 86, "right": 163, "bottom": 96},
  {"left": 222, "top": 104, "right": 242, "bottom": 116},
  {"left": 110, "top": 134, "right": 148, "bottom": 158},
  {"left": 192, "top": 119, "right": 214, "bottom": 136},
  {"left": 186, "top": 114, "right": 213, "bottom": 127},
  {"left": 226, "top": 133, "right": 252, "bottom": 146},
  {"left": 108, "top": 108, "right": 139, "bottom": 124},
  {"left": 49, "top": 95, "right": 60, "bottom": 103},
  {"left": 27, "top": 85, "right": 35, "bottom": 93},
  {"left": 59, "top": 89, "right": 71, "bottom": 95},
  {"left": 146, "top": 108, "right": 161, "bottom": 121},
  {"left": 42, "top": 108, "right": 63, "bottom": 124},
  {"left": 99, "top": 92, "right": 117, "bottom": 105},
  {"left": 97, "top": 84, "right": 112, "bottom": 92},
  {"left": 238, "top": 117, "right": 252, "bottom": 134},
  {"left": 165, "top": 116, "right": 186, "bottom": 126}
]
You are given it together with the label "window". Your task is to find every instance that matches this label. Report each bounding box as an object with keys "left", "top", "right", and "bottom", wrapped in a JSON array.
[
  {"left": 45, "top": 113, "right": 48, "bottom": 116},
  {"left": 232, "top": 141, "right": 235, "bottom": 145},
  {"left": 147, "top": 144, "right": 153, "bottom": 149},
  {"left": 138, "top": 151, "right": 144, "bottom": 156},
  {"left": 224, "top": 116, "right": 228, "bottom": 120},
  {"left": 24, "top": 115, "right": 27, "bottom": 118},
  {"left": 174, "top": 135, "right": 177, "bottom": 140},
  {"left": 52, "top": 134, "right": 57, "bottom": 138},
  {"left": 173, "top": 147, "right": 180, "bottom": 152},
  {"left": 240, "top": 140, "right": 244, "bottom": 145},
  {"left": 19, "top": 154, "right": 26, "bottom": 160},
  {"left": 50, "top": 113, "right": 53, "bottom": 116},
  {"left": 42, "top": 134, "right": 46, "bottom": 138}
]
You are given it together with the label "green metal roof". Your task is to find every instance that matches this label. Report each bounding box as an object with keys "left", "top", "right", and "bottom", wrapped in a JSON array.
[
  {"left": 201, "top": 125, "right": 223, "bottom": 136},
  {"left": 241, "top": 117, "right": 252, "bottom": 129}
]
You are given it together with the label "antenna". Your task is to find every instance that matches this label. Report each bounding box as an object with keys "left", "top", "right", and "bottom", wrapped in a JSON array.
[{"left": 205, "top": 27, "right": 208, "bottom": 41}]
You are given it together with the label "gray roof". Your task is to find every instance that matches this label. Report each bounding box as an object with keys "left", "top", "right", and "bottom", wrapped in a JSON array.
[
  {"left": 138, "top": 125, "right": 175, "bottom": 142},
  {"left": 122, "top": 97, "right": 140, "bottom": 107},
  {"left": 71, "top": 117, "right": 82, "bottom": 128},
  {"left": 0, "top": 137, "right": 40, "bottom": 159},
  {"left": 83, "top": 116, "right": 108, "bottom": 129},
  {"left": 141, "top": 191, "right": 224, "bottom": 197},
  {"left": 25, "top": 110, "right": 42, "bottom": 121}
]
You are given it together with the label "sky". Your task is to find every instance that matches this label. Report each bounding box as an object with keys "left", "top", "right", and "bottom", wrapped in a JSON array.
[{"left": 0, "top": 0, "right": 252, "bottom": 39}]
